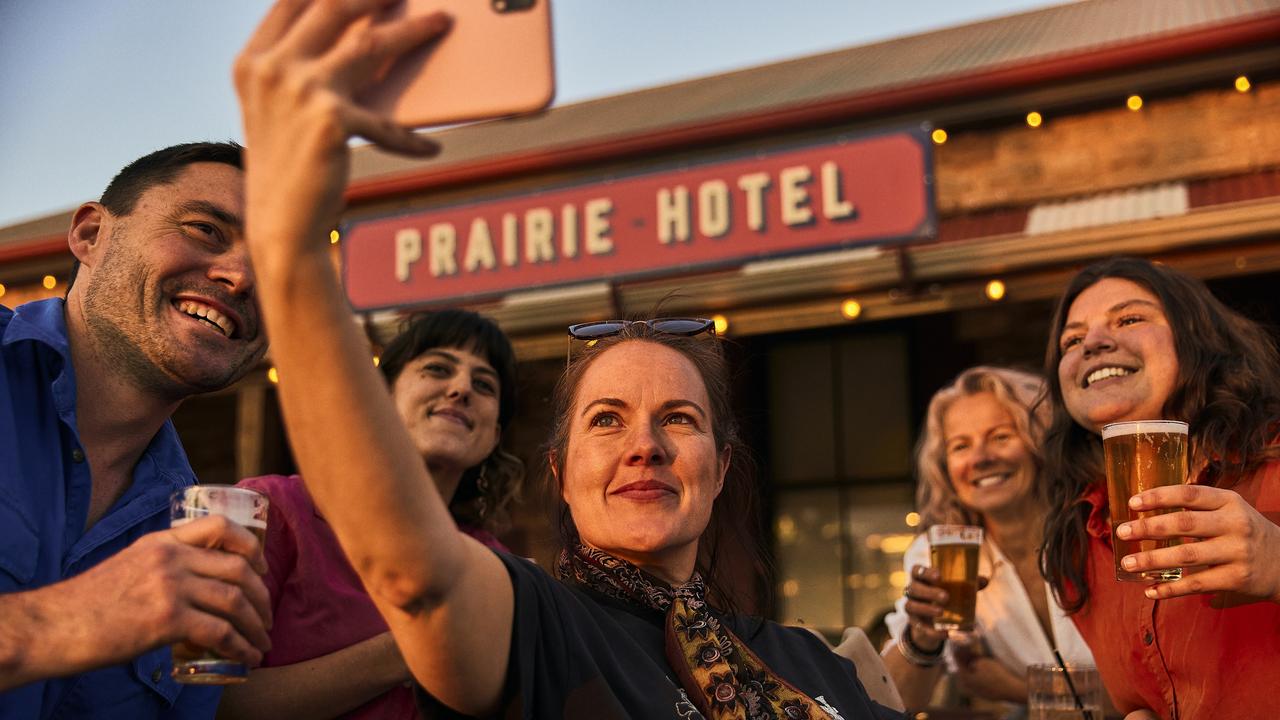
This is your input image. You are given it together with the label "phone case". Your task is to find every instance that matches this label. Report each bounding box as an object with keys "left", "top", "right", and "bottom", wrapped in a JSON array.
[{"left": 359, "top": 0, "right": 555, "bottom": 128}]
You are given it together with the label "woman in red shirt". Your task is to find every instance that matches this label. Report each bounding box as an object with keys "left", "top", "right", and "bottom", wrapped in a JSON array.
[{"left": 1040, "top": 257, "right": 1280, "bottom": 720}]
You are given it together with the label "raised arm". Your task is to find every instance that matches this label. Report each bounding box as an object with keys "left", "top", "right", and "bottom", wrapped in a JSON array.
[{"left": 233, "top": 0, "right": 513, "bottom": 713}]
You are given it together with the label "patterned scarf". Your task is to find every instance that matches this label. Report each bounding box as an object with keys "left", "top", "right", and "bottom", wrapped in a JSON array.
[{"left": 557, "top": 544, "right": 827, "bottom": 720}]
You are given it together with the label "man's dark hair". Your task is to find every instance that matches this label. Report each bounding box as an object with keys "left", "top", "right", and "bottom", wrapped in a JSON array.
[{"left": 67, "top": 142, "right": 244, "bottom": 292}]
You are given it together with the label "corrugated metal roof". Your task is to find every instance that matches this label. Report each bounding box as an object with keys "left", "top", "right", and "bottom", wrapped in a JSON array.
[
  {"left": 351, "top": 0, "right": 1280, "bottom": 182},
  {"left": 1025, "top": 182, "right": 1190, "bottom": 234}
]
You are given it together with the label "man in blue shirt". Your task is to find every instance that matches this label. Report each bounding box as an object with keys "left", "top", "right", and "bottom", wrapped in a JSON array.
[{"left": 0, "top": 142, "right": 273, "bottom": 719}]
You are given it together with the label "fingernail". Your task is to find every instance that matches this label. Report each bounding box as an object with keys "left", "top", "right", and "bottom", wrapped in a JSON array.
[
  {"left": 1129, "top": 495, "right": 1143, "bottom": 509},
  {"left": 1144, "top": 587, "right": 1158, "bottom": 599},
  {"left": 1116, "top": 523, "right": 1132, "bottom": 539},
  {"left": 1122, "top": 555, "right": 1137, "bottom": 570},
  {"left": 938, "top": 592, "right": 948, "bottom": 604}
]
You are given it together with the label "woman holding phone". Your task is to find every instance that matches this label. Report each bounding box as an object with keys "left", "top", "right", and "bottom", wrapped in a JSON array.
[
  {"left": 231, "top": 2, "right": 904, "bottom": 718},
  {"left": 882, "top": 367, "right": 1094, "bottom": 714},
  {"left": 1040, "top": 257, "right": 1280, "bottom": 720}
]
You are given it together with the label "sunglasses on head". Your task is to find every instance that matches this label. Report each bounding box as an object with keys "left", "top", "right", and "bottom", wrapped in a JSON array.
[{"left": 567, "top": 317, "right": 716, "bottom": 341}]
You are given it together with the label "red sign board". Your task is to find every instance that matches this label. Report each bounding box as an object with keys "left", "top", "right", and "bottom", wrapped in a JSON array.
[{"left": 343, "top": 129, "right": 933, "bottom": 310}]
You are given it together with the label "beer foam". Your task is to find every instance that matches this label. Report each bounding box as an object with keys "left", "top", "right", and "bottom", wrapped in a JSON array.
[
  {"left": 172, "top": 512, "right": 266, "bottom": 530},
  {"left": 1101, "top": 420, "right": 1188, "bottom": 440}
]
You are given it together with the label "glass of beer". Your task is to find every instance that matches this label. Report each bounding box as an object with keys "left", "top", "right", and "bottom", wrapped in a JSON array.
[
  {"left": 169, "top": 485, "right": 269, "bottom": 684},
  {"left": 1102, "top": 420, "right": 1188, "bottom": 582},
  {"left": 927, "top": 524, "right": 983, "bottom": 633}
]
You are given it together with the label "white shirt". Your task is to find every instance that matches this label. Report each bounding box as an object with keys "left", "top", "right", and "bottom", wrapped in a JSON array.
[{"left": 885, "top": 534, "right": 1094, "bottom": 675}]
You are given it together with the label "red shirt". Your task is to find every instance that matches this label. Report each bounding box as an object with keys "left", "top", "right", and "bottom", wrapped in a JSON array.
[
  {"left": 238, "top": 474, "right": 507, "bottom": 720},
  {"left": 1070, "top": 459, "right": 1280, "bottom": 719}
]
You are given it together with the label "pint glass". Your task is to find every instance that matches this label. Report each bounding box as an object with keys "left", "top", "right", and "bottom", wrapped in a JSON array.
[
  {"left": 1102, "top": 420, "right": 1188, "bottom": 582},
  {"left": 1027, "top": 664, "right": 1104, "bottom": 720},
  {"left": 169, "top": 485, "right": 269, "bottom": 684},
  {"left": 927, "top": 524, "right": 983, "bottom": 632}
]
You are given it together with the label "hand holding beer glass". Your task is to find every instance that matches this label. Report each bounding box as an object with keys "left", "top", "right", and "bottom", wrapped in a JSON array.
[
  {"left": 170, "top": 485, "right": 270, "bottom": 683},
  {"left": 927, "top": 525, "right": 983, "bottom": 634},
  {"left": 1102, "top": 420, "right": 1188, "bottom": 582}
]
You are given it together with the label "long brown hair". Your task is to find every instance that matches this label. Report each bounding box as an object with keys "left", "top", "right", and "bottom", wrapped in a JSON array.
[
  {"left": 915, "top": 366, "right": 1050, "bottom": 530},
  {"left": 1041, "top": 257, "right": 1280, "bottom": 612},
  {"left": 545, "top": 323, "right": 771, "bottom": 615}
]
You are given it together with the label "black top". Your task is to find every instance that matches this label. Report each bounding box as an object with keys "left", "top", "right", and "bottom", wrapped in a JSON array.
[{"left": 419, "top": 551, "right": 905, "bottom": 720}]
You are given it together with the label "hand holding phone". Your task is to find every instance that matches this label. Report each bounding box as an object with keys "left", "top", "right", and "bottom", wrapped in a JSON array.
[{"left": 358, "top": 0, "right": 555, "bottom": 128}]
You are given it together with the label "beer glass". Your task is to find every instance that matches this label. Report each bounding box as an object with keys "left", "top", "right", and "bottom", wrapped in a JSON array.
[
  {"left": 927, "top": 524, "right": 983, "bottom": 632},
  {"left": 1027, "top": 664, "right": 1104, "bottom": 720},
  {"left": 1101, "top": 420, "right": 1188, "bottom": 582},
  {"left": 169, "top": 485, "right": 269, "bottom": 684}
]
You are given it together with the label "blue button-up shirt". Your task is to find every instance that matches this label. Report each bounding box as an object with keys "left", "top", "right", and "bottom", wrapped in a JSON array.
[{"left": 0, "top": 298, "right": 220, "bottom": 719}]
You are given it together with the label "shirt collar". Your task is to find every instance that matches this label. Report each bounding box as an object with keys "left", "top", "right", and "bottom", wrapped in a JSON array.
[{"left": 4, "top": 297, "right": 71, "bottom": 354}]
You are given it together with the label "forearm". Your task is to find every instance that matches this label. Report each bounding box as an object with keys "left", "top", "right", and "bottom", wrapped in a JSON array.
[
  {"left": 880, "top": 641, "right": 944, "bottom": 709},
  {"left": 216, "top": 632, "right": 409, "bottom": 720},
  {"left": 251, "top": 250, "right": 467, "bottom": 610},
  {"left": 0, "top": 582, "right": 124, "bottom": 690}
]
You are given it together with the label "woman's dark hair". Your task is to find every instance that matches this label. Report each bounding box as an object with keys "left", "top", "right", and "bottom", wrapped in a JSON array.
[
  {"left": 545, "top": 323, "right": 771, "bottom": 615},
  {"left": 1041, "top": 257, "right": 1280, "bottom": 612},
  {"left": 379, "top": 310, "right": 523, "bottom": 530}
]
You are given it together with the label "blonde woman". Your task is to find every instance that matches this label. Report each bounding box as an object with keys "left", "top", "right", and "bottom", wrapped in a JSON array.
[{"left": 882, "top": 367, "right": 1094, "bottom": 713}]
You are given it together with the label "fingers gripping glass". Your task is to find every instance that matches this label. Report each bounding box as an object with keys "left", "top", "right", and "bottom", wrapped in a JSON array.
[{"left": 566, "top": 318, "right": 715, "bottom": 361}]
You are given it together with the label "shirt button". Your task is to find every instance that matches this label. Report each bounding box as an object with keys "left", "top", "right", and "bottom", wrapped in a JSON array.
[
  {"left": 71, "top": 448, "right": 85, "bottom": 463},
  {"left": 151, "top": 667, "right": 164, "bottom": 683},
  {"left": 1143, "top": 631, "right": 1154, "bottom": 645}
]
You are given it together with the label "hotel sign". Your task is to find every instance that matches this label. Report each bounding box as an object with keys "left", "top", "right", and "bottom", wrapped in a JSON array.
[{"left": 343, "top": 128, "right": 934, "bottom": 310}]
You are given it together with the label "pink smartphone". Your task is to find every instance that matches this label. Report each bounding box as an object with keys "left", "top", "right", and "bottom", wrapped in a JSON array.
[{"left": 358, "top": 0, "right": 555, "bottom": 128}]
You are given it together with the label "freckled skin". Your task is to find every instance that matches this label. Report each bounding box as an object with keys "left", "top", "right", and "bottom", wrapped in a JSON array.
[{"left": 560, "top": 341, "right": 729, "bottom": 583}]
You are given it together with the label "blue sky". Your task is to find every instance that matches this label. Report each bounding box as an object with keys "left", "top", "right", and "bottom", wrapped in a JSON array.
[{"left": 0, "top": 0, "right": 1056, "bottom": 227}]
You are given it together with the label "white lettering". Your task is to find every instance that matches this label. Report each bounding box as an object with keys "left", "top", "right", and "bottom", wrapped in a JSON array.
[
  {"left": 524, "top": 207, "right": 555, "bottom": 264},
  {"left": 821, "top": 161, "right": 855, "bottom": 220},
  {"left": 427, "top": 223, "right": 457, "bottom": 277},
  {"left": 657, "top": 186, "right": 691, "bottom": 244},
  {"left": 561, "top": 204, "right": 579, "bottom": 259},
  {"left": 737, "top": 172, "right": 771, "bottom": 232},
  {"left": 584, "top": 198, "right": 614, "bottom": 255},
  {"left": 697, "top": 180, "right": 730, "bottom": 238},
  {"left": 394, "top": 228, "right": 422, "bottom": 282},
  {"left": 779, "top": 165, "right": 813, "bottom": 226},
  {"left": 501, "top": 213, "right": 518, "bottom": 267},
  {"left": 463, "top": 218, "right": 496, "bottom": 272}
]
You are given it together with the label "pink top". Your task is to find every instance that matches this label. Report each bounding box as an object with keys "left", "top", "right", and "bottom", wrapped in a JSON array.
[{"left": 237, "top": 474, "right": 507, "bottom": 720}]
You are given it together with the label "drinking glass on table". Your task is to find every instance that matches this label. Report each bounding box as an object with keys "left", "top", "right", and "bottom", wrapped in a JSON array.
[
  {"left": 1028, "top": 663, "right": 1103, "bottom": 720},
  {"left": 169, "top": 485, "right": 269, "bottom": 684},
  {"left": 1102, "top": 420, "right": 1188, "bottom": 582}
]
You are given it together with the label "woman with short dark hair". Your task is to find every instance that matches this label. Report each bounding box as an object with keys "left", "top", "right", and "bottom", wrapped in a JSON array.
[{"left": 221, "top": 310, "right": 523, "bottom": 720}]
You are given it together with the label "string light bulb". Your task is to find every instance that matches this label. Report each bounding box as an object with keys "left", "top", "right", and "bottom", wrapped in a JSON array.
[
  {"left": 985, "top": 279, "right": 1007, "bottom": 301},
  {"left": 931, "top": 128, "right": 948, "bottom": 145},
  {"left": 330, "top": 229, "right": 340, "bottom": 245},
  {"left": 1026, "top": 111, "right": 1043, "bottom": 128},
  {"left": 267, "top": 367, "right": 279, "bottom": 384},
  {"left": 1235, "top": 75, "right": 1251, "bottom": 93},
  {"left": 1127, "top": 95, "right": 1143, "bottom": 111},
  {"left": 711, "top": 314, "right": 729, "bottom": 335},
  {"left": 42, "top": 275, "right": 57, "bottom": 290},
  {"left": 840, "top": 299, "right": 863, "bottom": 320}
]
